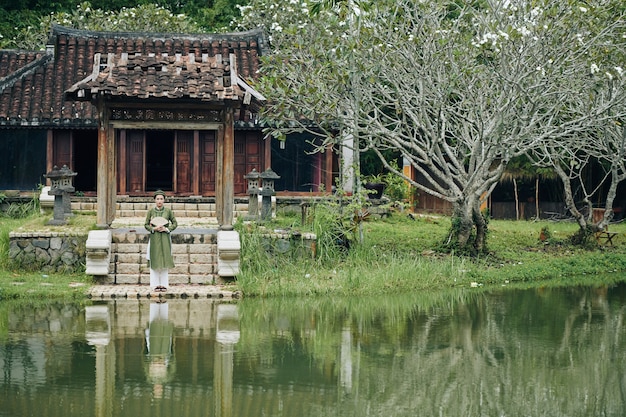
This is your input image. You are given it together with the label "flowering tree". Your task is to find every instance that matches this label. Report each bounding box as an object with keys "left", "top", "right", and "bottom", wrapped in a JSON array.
[
  {"left": 4, "top": 2, "right": 202, "bottom": 50},
  {"left": 238, "top": 0, "right": 626, "bottom": 253},
  {"left": 530, "top": 2, "right": 626, "bottom": 242}
]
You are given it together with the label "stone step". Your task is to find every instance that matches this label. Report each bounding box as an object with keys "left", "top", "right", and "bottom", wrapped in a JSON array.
[
  {"left": 99, "top": 228, "right": 221, "bottom": 285},
  {"left": 71, "top": 200, "right": 251, "bottom": 218}
]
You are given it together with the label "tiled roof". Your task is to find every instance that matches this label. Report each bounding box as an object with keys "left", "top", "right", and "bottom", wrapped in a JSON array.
[
  {"left": 66, "top": 51, "right": 265, "bottom": 111},
  {"left": 0, "top": 25, "right": 267, "bottom": 128}
]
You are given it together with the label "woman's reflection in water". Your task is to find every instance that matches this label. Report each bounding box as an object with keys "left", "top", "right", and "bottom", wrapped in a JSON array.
[{"left": 145, "top": 300, "right": 175, "bottom": 399}]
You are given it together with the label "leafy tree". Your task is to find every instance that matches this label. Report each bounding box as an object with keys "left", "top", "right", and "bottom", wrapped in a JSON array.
[
  {"left": 238, "top": 0, "right": 626, "bottom": 254},
  {"left": 2, "top": 2, "right": 202, "bottom": 50},
  {"left": 0, "top": 0, "right": 246, "bottom": 49},
  {"left": 528, "top": 0, "right": 626, "bottom": 242}
]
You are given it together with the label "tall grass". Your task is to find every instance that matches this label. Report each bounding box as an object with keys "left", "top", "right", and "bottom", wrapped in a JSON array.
[{"left": 236, "top": 207, "right": 626, "bottom": 297}]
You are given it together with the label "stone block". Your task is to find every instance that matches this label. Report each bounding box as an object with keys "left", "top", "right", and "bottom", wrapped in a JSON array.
[
  {"left": 171, "top": 264, "right": 189, "bottom": 274},
  {"left": 86, "top": 230, "right": 112, "bottom": 276},
  {"left": 115, "top": 274, "right": 140, "bottom": 284},
  {"left": 217, "top": 230, "right": 240, "bottom": 277},
  {"left": 190, "top": 253, "right": 213, "bottom": 264},
  {"left": 173, "top": 254, "right": 189, "bottom": 264},
  {"left": 115, "top": 253, "right": 141, "bottom": 264},
  {"left": 189, "top": 244, "right": 215, "bottom": 254},
  {"left": 39, "top": 186, "right": 54, "bottom": 213},
  {"left": 116, "top": 244, "right": 141, "bottom": 253},
  {"left": 119, "top": 203, "right": 134, "bottom": 211},
  {"left": 172, "top": 244, "right": 188, "bottom": 254},
  {"left": 190, "top": 263, "right": 214, "bottom": 274},
  {"left": 197, "top": 210, "right": 215, "bottom": 218},
  {"left": 190, "top": 274, "right": 214, "bottom": 284},
  {"left": 116, "top": 263, "right": 140, "bottom": 274},
  {"left": 169, "top": 274, "right": 189, "bottom": 284},
  {"left": 93, "top": 275, "right": 115, "bottom": 285}
]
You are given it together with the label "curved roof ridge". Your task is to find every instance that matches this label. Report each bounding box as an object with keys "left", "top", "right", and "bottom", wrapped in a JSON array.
[
  {"left": 0, "top": 52, "right": 53, "bottom": 91},
  {"left": 50, "top": 24, "right": 269, "bottom": 54}
]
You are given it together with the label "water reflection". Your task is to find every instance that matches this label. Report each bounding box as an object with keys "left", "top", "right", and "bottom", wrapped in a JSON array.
[
  {"left": 1, "top": 283, "right": 626, "bottom": 416},
  {"left": 145, "top": 301, "right": 175, "bottom": 399}
]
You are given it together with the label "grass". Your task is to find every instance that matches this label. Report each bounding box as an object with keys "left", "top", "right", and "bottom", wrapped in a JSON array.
[
  {"left": 2, "top": 207, "right": 626, "bottom": 300},
  {"left": 0, "top": 212, "right": 95, "bottom": 300},
  {"left": 236, "top": 211, "right": 626, "bottom": 297}
]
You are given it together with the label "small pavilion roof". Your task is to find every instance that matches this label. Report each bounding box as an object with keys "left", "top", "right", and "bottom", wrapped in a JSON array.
[{"left": 65, "top": 50, "right": 265, "bottom": 111}]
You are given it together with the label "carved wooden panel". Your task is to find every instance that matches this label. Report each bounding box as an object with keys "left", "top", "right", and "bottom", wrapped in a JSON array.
[
  {"left": 176, "top": 131, "right": 193, "bottom": 194},
  {"left": 234, "top": 131, "right": 263, "bottom": 195},
  {"left": 127, "top": 130, "right": 144, "bottom": 194},
  {"left": 200, "top": 131, "right": 216, "bottom": 195}
]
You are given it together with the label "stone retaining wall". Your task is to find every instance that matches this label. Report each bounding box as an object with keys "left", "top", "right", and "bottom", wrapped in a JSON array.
[{"left": 8, "top": 231, "right": 87, "bottom": 273}]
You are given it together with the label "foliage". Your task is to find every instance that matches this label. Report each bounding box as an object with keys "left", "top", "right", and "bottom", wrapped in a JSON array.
[
  {"left": 237, "top": 0, "right": 626, "bottom": 254},
  {"left": 0, "top": 0, "right": 246, "bottom": 50},
  {"left": 235, "top": 209, "right": 626, "bottom": 297},
  {"left": 0, "top": 195, "right": 40, "bottom": 219}
]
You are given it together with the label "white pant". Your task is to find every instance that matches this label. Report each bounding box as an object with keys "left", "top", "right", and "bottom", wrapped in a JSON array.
[{"left": 150, "top": 268, "right": 169, "bottom": 289}]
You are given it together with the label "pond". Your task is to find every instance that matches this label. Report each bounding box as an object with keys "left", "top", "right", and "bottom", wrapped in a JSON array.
[{"left": 1, "top": 283, "right": 625, "bottom": 417}]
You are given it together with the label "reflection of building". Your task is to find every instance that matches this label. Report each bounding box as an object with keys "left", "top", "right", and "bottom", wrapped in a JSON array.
[
  {"left": 85, "top": 305, "right": 111, "bottom": 346},
  {"left": 85, "top": 300, "right": 242, "bottom": 413}
]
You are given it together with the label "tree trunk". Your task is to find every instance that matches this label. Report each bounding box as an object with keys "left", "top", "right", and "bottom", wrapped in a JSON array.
[
  {"left": 447, "top": 197, "right": 488, "bottom": 255},
  {"left": 535, "top": 177, "right": 540, "bottom": 221},
  {"left": 513, "top": 178, "right": 519, "bottom": 221}
]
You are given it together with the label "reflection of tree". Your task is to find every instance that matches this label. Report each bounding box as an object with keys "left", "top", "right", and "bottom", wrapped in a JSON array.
[{"left": 237, "top": 286, "right": 626, "bottom": 416}]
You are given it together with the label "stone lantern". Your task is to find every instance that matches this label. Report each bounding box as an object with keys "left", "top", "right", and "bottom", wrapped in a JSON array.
[
  {"left": 45, "top": 164, "right": 77, "bottom": 225},
  {"left": 259, "top": 168, "right": 280, "bottom": 221},
  {"left": 244, "top": 168, "right": 260, "bottom": 220}
]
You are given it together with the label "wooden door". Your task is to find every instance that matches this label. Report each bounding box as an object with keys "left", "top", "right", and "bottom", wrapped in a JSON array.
[
  {"left": 176, "top": 131, "right": 193, "bottom": 194},
  {"left": 200, "top": 131, "right": 216, "bottom": 195},
  {"left": 53, "top": 130, "right": 72, "bottom": 168},
  {"left": 234, "top": 131, "right": 262, "bottom": 195},
  {"left": 127, "top": 130, "right": 144, "bottom": 194}
]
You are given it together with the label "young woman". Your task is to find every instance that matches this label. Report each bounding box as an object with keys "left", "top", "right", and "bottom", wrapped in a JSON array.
[{"left": 145, "top": 190, "right": 178, "bottom": 292}]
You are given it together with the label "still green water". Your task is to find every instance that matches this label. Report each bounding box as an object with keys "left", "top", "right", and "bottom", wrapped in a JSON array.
[{"left": 1, "top": 283, "right": 625, "bottom": 417}]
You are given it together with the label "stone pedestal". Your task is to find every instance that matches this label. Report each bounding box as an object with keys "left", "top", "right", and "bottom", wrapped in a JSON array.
[
  {"left": 86, "top": 230, "right": 112, "bottom": 276},
  {"left": 217, "top": 230, "right": 240, "bottom": 277}
]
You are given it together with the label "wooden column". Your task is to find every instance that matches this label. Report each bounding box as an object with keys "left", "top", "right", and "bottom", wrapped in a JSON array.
[
  {"left": 325, "top": 143, "right": 333, "bottom": 193},
  {"left": 95, "top": 97, "right": 115, "bottom": 228},
  {"left": 96, "top": 97, "right": 109, "bottom": 228},
  {"left": 216, "top": 124, "right": 224, "bottom": 226},
  {"left": 264, "top": 133, "right": 272, "bottom": 170},
  {"left": 118, "top": 130, "right": 126, "bottom": 194},
  {"left": 220, "top": 107, "right": 235, "bottom": 228},
  {"left": 46, "top": 130, "right": 54, "bottom": 186},
  {"left": 193, "top": 130, "right": 200, "bottom": 195},
  {"left": 106, "top": 117, "right": 116, "bottom": 225}
]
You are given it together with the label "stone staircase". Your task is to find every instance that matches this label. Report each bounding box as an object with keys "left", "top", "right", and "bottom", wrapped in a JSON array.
[
  {"left": 82, "top": 197, "right": 247, "bottom": 285},
  {"left": 109, "top": 227, "right": 219, "bottom": 285}
]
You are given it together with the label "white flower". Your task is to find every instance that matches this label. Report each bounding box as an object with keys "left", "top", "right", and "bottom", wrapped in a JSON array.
[
  {"left": 579, "top": 6, "right": 588, "bottom": 13},
  {"left": 615, "top": 66, "right": 623, "bottom": 76},
  {"left": 606, "top": 72, "right": 614, "bottom": 80},
  {"left": 590, "top": 63, "right": 600, "bottom": 74}
]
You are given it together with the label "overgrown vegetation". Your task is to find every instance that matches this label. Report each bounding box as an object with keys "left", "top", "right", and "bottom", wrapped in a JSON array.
[
  {"left": 0, "top": 206, "right": 94, "bottom": 300},
  {"left": 236, "top": 203, "right": 626, "bottom": 297}
]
